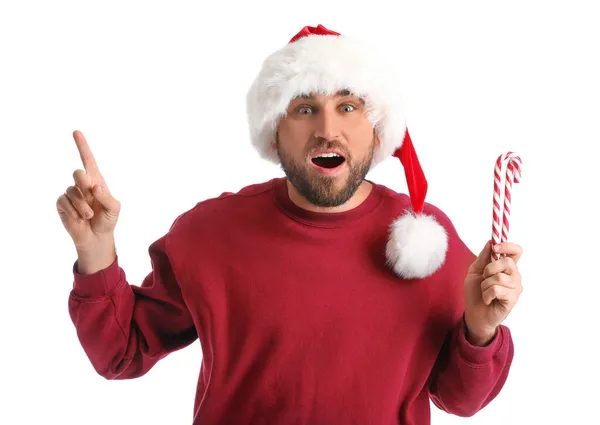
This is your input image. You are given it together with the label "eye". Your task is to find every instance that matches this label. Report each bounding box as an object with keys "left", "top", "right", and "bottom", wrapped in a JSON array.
[
  {"left": 340, "top": 104, "right": 355, "bottom": 113},
  {"left": 297, "top": 106, "right": 313, "bottom": 115}
]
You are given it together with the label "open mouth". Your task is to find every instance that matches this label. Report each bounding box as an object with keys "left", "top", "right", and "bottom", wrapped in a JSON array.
[{"left": 311, "top": 153, "right": 346, "bottom": 169}]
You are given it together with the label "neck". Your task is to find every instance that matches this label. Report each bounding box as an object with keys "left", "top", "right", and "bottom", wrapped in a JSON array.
[{"left": 285, "top": 179, "right": 373, "bottom": 213}]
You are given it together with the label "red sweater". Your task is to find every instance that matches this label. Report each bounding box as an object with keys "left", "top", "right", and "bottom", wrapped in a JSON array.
[{"left": 68, "top": 177, "right": 514, "bottom": 425}]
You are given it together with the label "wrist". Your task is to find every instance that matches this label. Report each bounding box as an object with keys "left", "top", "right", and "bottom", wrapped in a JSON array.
[
  {"left": 75, "top": 233, "right": 115, "bottom": 251},
  {"left": 76, "top": 238, "right": 117, "bottom": 275},
  {"left": 463, "top": 316, "right": 498, "bottom": 347}
]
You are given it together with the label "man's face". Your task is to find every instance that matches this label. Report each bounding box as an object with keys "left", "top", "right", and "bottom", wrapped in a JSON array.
[{"left": 275, "top": 90, "right": 380, "bottom": 207}]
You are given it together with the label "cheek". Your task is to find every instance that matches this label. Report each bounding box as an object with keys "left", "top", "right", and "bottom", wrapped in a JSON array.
[
  {"left": 349, "top": 124, "right": 377, "bottom": 149},
  {"left": 343, "top": 116, "right": 375, "bottom": 139},
  {"left": 278, "top": 124, "right": 311, "bottom": 151},
  {"left": 286, "top": 122, "right": 313, "bottom": 140}
]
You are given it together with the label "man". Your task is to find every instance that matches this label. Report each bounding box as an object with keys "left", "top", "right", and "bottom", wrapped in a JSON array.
[{"left": 59, "top": 24, "right": 523, "bottom": 424}]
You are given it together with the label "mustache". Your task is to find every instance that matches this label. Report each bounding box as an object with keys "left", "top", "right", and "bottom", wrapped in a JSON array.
[{"left": 307, "top": 139, "right": 351, "bottom": 158}]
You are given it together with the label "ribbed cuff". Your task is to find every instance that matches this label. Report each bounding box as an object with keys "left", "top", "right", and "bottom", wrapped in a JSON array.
[
  {"left": 457, "top": 316, "right": 507, "bottom": 365},
  {"left": 71, "top": 255, "right": 123, "bottom": 298}
]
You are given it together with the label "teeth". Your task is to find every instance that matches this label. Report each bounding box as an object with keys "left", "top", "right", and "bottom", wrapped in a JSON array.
[{"left": 314, "top": 153, "right": 341, "bottom": 158}]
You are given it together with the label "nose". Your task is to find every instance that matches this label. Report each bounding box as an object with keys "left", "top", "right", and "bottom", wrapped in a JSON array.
[{"left": 313, "top": 105, "right": 342, "bottom": 141}]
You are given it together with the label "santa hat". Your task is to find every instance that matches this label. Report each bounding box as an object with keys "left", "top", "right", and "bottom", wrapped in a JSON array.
[{"left": 246, "top": 24, "right": 448, "bottom": 279}]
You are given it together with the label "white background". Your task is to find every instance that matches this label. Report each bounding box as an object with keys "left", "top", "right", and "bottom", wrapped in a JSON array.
[{"left": 1, "top": 1, "right": 598, "bottom": 424}]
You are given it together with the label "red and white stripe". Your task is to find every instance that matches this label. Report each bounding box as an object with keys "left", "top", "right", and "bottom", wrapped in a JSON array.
[{"left": 491, "top": 152, "right": 522, "bottom": 261}]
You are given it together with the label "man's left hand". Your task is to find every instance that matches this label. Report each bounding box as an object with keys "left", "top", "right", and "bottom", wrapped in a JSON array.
[{"left": 463, "top": 239, "right": 523, "bottom": 346}]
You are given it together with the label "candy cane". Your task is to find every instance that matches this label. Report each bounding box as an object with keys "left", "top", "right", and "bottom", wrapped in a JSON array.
[{"left": 491, "top": 152, "right": 522, "bottom": 262}]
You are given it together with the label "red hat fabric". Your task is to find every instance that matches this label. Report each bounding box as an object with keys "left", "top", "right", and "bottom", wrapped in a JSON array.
[{"left": 289, "top": 24, "right": 340, "bottom": 42}]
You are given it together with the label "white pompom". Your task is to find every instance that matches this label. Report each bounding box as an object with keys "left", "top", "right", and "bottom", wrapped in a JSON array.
[{"left": 385, "top": 212, "right": 449, "bottom": 279}]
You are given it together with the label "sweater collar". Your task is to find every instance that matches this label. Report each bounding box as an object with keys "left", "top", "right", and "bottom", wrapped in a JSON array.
[{"left": 272, "top": 177, "right": 383, "bottom": 227}]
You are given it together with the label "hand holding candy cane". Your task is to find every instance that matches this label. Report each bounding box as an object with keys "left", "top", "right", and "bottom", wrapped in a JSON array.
[{"left": 463, "top": 153, "right": 524, "bottom": 346}]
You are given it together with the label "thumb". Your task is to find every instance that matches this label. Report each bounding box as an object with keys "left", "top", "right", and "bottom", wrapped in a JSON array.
[
  {"left": 469, "top": 239, "right": 494, "bottom": 274},
  {"left": 92, "top": 184, "right": 120, "bottom": 214}
]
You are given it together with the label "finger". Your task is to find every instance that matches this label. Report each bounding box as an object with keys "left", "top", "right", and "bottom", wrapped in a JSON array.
[
  {"left": 73, "top": 130, "right": 103, "bottom": 180},
  {"left": 468, "top": 239, "right": 494, "bottom": 274},
  {"left": 492, "top": 242, "right": 523, "bottom": 263},
  {"left": 73, "top": 169, "right": 91, "bottom": 190},
  {"left": 481, "top": 272, "right": 519, "bottom": 294},
  {"left": 481, "top": 284, "right": 514, "bottom": 306},
  {"left": 483, "top": 256, "right": 517, "bottom": 279},
  {"left": 57, "top": 194, "right": 85, "bottom": 223},
  {"left": 73, "top": 169, "right": 94, "bottom": 203},
  {"left": 65, "top": 185, "right": 94, "bottom": 219},
  {"left": 91, "top": 183, "right": 121, "bottom": 215}
]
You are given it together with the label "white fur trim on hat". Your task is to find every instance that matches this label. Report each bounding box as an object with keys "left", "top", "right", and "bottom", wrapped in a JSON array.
[
  {"left": 385, "top": 211, "right": 449, "bottom": 279},
  {"left": 246, "top": 34, "right": 407, "bottom": 167}
]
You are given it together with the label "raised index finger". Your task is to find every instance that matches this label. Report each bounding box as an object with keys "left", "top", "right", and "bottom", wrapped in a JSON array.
[{"left": 73, "top": 130, "right": 102, "bottom": 179}]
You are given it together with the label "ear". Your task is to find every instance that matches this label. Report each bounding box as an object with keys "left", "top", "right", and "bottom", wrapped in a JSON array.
[{"left": 374, "top": 132, "right": 381, "bottom": 146}]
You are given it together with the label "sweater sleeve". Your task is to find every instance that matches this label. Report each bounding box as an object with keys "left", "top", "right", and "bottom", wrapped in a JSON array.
[
  {"left": 426, "top": 206, "right": 515, "bottom": 417},
  {"left": 428, "top": 314, "right": 514, "bottom": 417},
  {"left": 67, "top": 229, "right": 197, "bottom": 380}
]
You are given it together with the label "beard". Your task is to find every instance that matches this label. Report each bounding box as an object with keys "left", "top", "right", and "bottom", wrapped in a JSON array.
[{"left": 276, "top": 136, "right": 375, "bottom": 208}]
